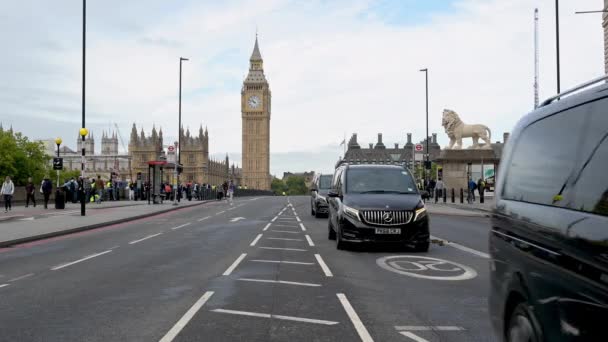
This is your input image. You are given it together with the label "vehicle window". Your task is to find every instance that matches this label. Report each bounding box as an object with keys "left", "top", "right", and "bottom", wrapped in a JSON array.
[
  {"left": 503, "top": 105, "right": 585, "bottom": 206},
  {"left": 346, "top": 168, "right": 417, "bottom": 194},
  {"left": 319, "top": 175, "right": 332, "bottom": 189},
  {"left": 571, "top": 98, "right": 608, "bottom": 216},
  {"left": 332, "top": 169, "right": 342, "bottom": 190}
]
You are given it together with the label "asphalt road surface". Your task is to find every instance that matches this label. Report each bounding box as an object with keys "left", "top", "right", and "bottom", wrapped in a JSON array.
[{"left": 0, "top": 196, "right": 497, "bottom": 342}]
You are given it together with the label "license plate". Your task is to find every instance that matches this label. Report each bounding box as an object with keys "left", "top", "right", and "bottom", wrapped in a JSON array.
[{"left": 375, "top": 228, "right": 401, "bottom": 234}]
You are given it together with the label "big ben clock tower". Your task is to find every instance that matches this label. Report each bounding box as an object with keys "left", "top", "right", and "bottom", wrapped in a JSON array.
[{"left": 241, "top": 35, "right": 271, "bottom": 190}]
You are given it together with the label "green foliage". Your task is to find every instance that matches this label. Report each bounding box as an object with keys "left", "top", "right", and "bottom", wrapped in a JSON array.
[
  {"left": 0, "top": 129, "right": 49, "bottom": 185},
  {"left": 285, "top": 176, "right": 308, "bottom": 195},
  {"left": 271, "top": 178, "right": 287, "bottom": 195}
]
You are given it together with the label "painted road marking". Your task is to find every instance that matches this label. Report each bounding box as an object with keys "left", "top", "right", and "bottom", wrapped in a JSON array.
[
  {"left": 211, "top": 309, "right": 338, "bottom": 325},
  {"left": 238, "top": 278, "right": 321, "bottom": 287},
  {"left": 305, "top": 235, "right": 315, "bottom": 246},
  {"left": 300, "top": 223, "right": 307, "bottom": 231},
  {"left": 223, "top": 253, "right": 247, "bottom": 276},
  {"left": 395, "top": 326, "right": 465, "bottom": 331},
  {"left": 258, "top": 247, "right": 307, "bottom": 252},
  {"left": 230, "top": 217, "right": 245, "bottom": 222},
  {"left": 0, "top": 284, "right": 9, "bottom": 288},
  {"left": 271, "top": 216, "right": 278, "bottom": 222},
  {"left": 315, "top": 254, "right": 333, "bottom": 277},
  {"left": 399, "top": 332, "right": 429, "bottom": 342},
  {"left": 296, "top": 216, "right": 302, "bottom": 222},
  {"left": 197, "top": 216, "right": 211, "bottom": 222},
  {"left": 129, "top": 233, "right": 163, "bottom": 245},
  {"left": 337, "top": 293, "right": 374, "bottom": 342},
  {"left": 216, "top": 210, "right": 226, "bottom": 215},
  {"left": 262, "top": 223, "right": 272, "bottom": 231},
  {"left": 8, "top": 273, "right": 34, "bottom": 282},
  {"left": 431, "top": 235, "right": 490, "bottom": 259},
  {"left": 250, "top": 234, "right": 263, "bottom": 246},
  {"left": 267, "top": 237, "right": 303, "bottom": 241},
  {"left": 269, "top": 230, "right": 300, "bottom": 234},
  {"left": 250, "top": 260, "right": 315, "bottom": 265},
  {"left": 274, "top": 224, "right": 299, "bottom": 228},
  {"left": 377, "top": 255, "right": 477, "bottom": 281},
  {"left": 158, "top": 291, "right": 215, "bottom": 342},
  {"left": 51, "top": 250, "right": 113, "bottom": 271},
  {"left": 171, "top": 223, "right": 191, "bottom": 230}
]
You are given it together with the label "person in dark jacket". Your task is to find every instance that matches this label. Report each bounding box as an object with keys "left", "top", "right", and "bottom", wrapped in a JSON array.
[
  {"left": 42, "top": 178, "right": 53, "bottom": 209},
  {"left": 25, "top": 177, "right": 36, "bottom": 207}
]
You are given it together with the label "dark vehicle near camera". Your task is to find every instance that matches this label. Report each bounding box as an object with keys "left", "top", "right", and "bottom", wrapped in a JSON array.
[
  {"left": 489, "top": 76, "right": 608, "bottom": 341},
  {"left": 310, "top": 173, "right": 332, "bottom": 218},
  {"left": 327, "top": 164, "right": 430, "bottom": 251}
]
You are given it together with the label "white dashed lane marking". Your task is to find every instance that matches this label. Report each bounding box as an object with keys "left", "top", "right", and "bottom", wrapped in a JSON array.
[
  {"left": 8, "top": 273, "right": 34, "bottom": 282},
  {"left": 159, "top": 291, "right": 215, "bottom": 342},
  {"left": 258, "top": 247, "right": 307, "bottom": 252},
  {"left": 269, "top": 230, "right": 300, "bottom": 234},
  {"left": 250, "top": 234, "right": 263, "bottom": 246},
  {"left": 197, "top": 216, "right": 211, "bottom": 222},
  {"left": 51, "top": 250, "right": 113, "bottom": 271},
  {"left": 223, "top": 253, "right": 247, "bottom": 276},
  {"left": 129, "top": 233, "right": 163, "bottom": 245},
  {"left": 267, "top": 237, "right": 303, "bottom": 241},
  {"left": 305, "top": 235, "right": 315, "bottom": 246},
  {"left": 299, "top": 223, "right": 307, "bottom": 231},
  {"left": 314, "top": 254, "right": 333, "bottom": 277},
  {"left": 250, "top": 260, "right": 315, "bottom": 265},
  {"left": 430, "top": 235, "right": 490, "bottom": 258},
  {"left": 237, "top": 278, "right": 321, "bottom": 287},
  {"left": 171, "top": 223, "right": 191, "bottom": 230},
  {"left": 262, "top": 223, "right": 272, "bottom": 231},
  {"left": 0, "top": 284, "right": 10, "bottom": 288},
  {"left": 337, "top": 293, "right": 374, "bottom": 342},
  {"left": 210, "top": 309, "right": 339, "bottom": 326}
]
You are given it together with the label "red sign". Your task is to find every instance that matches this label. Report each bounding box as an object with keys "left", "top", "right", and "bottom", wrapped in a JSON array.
[
  {"left": 415, "top": 144, "right": 423, "bottom": 152},
  {"left": 168, "top": 146, "right": 175, "bottom": 152}
]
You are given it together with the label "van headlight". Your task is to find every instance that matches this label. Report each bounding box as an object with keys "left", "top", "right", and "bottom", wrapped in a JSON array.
[
  {"left": 343, "top": 205, "right": 360, "bottom": 221},
  {"left": 413, "top": 201, "right": 427, "bottom": 222}
]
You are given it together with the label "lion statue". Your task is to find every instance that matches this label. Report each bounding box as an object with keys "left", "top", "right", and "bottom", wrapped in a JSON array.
[{"left": 442, "top": 109, "right": 492, "bottom": 149}]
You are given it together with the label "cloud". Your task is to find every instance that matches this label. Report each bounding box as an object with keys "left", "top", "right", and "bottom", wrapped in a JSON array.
[{"left": 0, "top": 0, "right": 603, "bottom": 176}]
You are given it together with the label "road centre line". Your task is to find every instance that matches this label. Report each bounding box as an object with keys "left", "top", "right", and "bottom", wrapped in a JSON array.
[
  {"left": 197, "top": 216, "right": 211, "bottom": 222},
  {"left": 250, "top": 260, "right": 315, "bottom": 265},
  {"left": 211, "top": 309, "right": 339, "bottom": 326},
  {"left": 8, "top": 273, "right": 35, "bottom": 282},
  {"left": 129, "top": 232, "right": 163, "bottom": 245},
  {"left": 271, "top": 216, "right": 278, "bottom": 222},
  {"left": 269, "top": 230, "right": 300, "bottom": 234},
  {"left": 262, "top": 223, "right": 272, "bottom": 231},
  {"left": 158, "top": 291, "right": 215, "bottom": 342},
  {"left": 216, "top": 210, "right": 226, "bottom": 215},
  {"left": 51, "top": 250, "right": 113, "bottom": 271},
  {"left": 296, "top": 216, "right": 302, "bottom": 222},
  {"left": 223, "top": 253, "right": 247, "bottom": 276},
  {"left": 300, "top": 223, "right": 307, "bottom": 231},
  {"left": 0, "top": 284, "right": 9, "bottom": 288},
  {"left": 250, "top": 234, "right": 263, "bottom": 246},
  {"left": 267, "top": 237, "right": 302, "bottom": 241},
  {"left": 314, "top": 254, "right": 333, "bottom": 277},
  {"left": 337, "top": 293, "right": 374, "bottom": 342},
  {"left": 430, "top": 235, "right": 490, "bottom": 259},
  {"left": 395, "top": 326, "right": 465, "bottom": 331},
  {"left": 238, "top": 278, "right": 321, "bottom": 287},
  {"left": 305, "top": 235, "right": 315, "bottom": 246},
  {"left": 399, "top": 332, "right": 429, "bottom": 342},
  {"left": 258, "top": 247, "right": 307, "bottom": 252},
  {"left": 171, "top": 223, "right": 191, "bottom": 230}
]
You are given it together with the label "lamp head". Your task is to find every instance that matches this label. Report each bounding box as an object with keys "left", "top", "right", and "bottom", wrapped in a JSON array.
[
  {"left": 79, "top": 128, "right": 89, "bottom": 137},
  {"left": 55, "top": 137, "right": 62, "bottom": 146}
]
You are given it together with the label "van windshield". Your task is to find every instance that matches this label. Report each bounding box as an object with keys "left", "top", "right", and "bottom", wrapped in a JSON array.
[
  {"left": 319, "top": 175, "right": 332, "bottom": 189},
  {"left": 346, "top": 168, "right": 417, "bottom": 194}
]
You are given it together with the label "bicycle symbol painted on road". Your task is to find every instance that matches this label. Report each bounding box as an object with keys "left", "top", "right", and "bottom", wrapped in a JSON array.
[{"left": 376, "top": 255, "right": 477, "bottom": 281}]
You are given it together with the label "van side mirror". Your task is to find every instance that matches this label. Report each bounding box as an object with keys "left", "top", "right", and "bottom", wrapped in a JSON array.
[{"left": 327, "top": 190, "right": 339, "bottom": 198}]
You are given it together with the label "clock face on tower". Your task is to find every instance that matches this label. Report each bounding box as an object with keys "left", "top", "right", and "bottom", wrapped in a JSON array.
[{"left": 248, "top": 95, "right": 261, "bottom": 109}]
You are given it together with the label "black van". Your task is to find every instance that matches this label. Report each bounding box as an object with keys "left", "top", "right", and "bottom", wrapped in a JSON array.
[
  {"left": 489, "top": 76, "right": 608, "bottom": 341},
  {"left": 310, "top": 173, "right": 332, "bottom": 218}
]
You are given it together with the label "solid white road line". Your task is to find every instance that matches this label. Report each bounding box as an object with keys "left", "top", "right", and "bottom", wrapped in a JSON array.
[
  {"left": 267, "top": 237, "right": 303, "bottom": 241},
  {"left": 223, "top": 253, "right": 247, "bottom": 276},
  {"left": 314, "top": 254, "right": 333, "bottom": 277},
  {"left": 250, "top": 234, "right": 263, "bottom": 246},
  {"left": 305, "top": 235, "right": 315, "bottom": 246},
  {"left": 8, "top": 273, "right": 34, "bottom": 282},
  {"left": 399, "top": 332, "right": 429, "bottom": 342},
  {"left": 216, "top": 210, "right": 226, "bottom": 215},
  {"left": 238, "top": 278, "right": 321, "bottom": 287},
  {"left": 0, "top": 284, "right": 10, "bottom": 288},
  {"left": 158, "top": 291, "right": 215, "bottom": 342},
  {"left": 197, "top": 216, "right": 211, "bottom": 222},
  {"left": 395, "top": 326, "right": 465, "bottom": 331},
  {"left": 129, "top": 232, "right": 163, "bottom": 245},
  {"left": 51, "top": 250, "right": 113, "bottom": 271},
  {"left": 337, "top": 293, "right": 374, "bottom": 342},
  {"left": 262, "top": 223, "right": 272, "bottom": 231},
  {"left": 250, "top": 260, "right": 315, "bottom": 265},
  {"left": 171, "top": 223, "right": 191, "bottom": 230},
  {"left": 211, "top": 309, "right": 339, "bottom": 325},
  {"left": 299, "top": 223, "right": 307, "bottom": 231},
  {"left": 258, "top": 247, "right": 307, "bottom": 252},
  {"left": 430, "top": 235, "right": 490, "bottom": 259},
  {"left": 269, "top": 230, "right": 300, "bottom": 234}
]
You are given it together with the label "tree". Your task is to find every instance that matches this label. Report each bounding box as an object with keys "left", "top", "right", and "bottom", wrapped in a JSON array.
[
  {"left": 271, "top": 178, "right": 287, "bottom": 195},
  {"left": 0, "top": 129, "right": 48, "bottom": 185},
  {"left": 285, "top": 176, "right": 308, "bottom": 195}
]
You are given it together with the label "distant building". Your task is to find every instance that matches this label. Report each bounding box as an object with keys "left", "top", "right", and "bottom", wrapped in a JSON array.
[{"left": 283, "top": 171, "right": 315, "bottom": 188}]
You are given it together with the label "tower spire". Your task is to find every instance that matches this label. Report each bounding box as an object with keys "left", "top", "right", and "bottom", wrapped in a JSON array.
[{"left": 250, "top": 34, "right": 262, "bottom": 62}]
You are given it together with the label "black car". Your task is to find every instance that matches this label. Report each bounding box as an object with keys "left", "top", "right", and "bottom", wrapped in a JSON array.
[
  {"left": 489, "top": 76, "right": 608, "bottom": 341},
  {"left": 310, "top": 173, "right": 332, "bottom": 218},
  {"left": 327, "top": 164, "right": 430, "bottom": 251}
]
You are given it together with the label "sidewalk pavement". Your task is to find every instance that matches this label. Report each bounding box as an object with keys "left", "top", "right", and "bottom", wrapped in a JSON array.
[
  {"left": 425, "top": 196, "right": 494, "bottom": 217},
  {"left": 0, "top": 200, "right": 210, "bottom": 248}
]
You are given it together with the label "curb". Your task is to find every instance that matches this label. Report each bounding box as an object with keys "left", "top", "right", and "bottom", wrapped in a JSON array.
[{"left": 0, "top": 201, "right": 211, "bottom": 248}]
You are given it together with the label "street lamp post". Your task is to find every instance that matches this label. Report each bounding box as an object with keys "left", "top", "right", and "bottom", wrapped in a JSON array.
[
  {"left": 174, "top": 57, "right": 188, "bottom": 206},
  {"left": 55, "top": 138, "right": 63, "bottom": 209},
  {"left": 555, "top": 0, "right": 561, "bottom": 94},
  {"left": 420, "top": 68, "right": 430, "bottom": 190},
  {"left": 80, "top": 0, "right": 87, "bottom": 216},
  {"left": 55, "top": 138, "right": 62, "bottom": 188},
  {"left": 80, "top": 128, "right": 88, "bottom": 215},
  {"left": 173, "top": 141, "right": 179, "bottom": 206}
]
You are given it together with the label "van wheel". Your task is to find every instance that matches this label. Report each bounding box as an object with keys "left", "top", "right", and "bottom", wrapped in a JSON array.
[
  {"left": 311, "top": 204, "right": 315, "bottom": 216},
  {"left": 335, "top": 224, "right": 346, "bottom": 250},
  {"left": 507, "top": 303, "right": 539, "bottom": 342},
  {"left": 328, "top": 220, "right": 336, "bottom": 240}
]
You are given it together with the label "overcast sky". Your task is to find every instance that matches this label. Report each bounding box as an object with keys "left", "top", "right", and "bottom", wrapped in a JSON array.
[{"left": 0, "top": 0, "right": 604, "bottom": 176}]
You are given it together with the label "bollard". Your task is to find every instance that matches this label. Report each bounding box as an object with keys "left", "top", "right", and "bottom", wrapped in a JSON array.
[
  {"left": 451, "top": 188, "right": 455, "bottom": 203},
  {"left": 460, "top": 188, "right": 464, "bottom": 203},
  {"left": 480, "top": 190, "right": 485, "bottom": 204},
  {"left": 443, "top": 189, "right": 447, "bottom": 203},
  {"left": 435, "top": 189, "right": 439, "bottom": 203}
]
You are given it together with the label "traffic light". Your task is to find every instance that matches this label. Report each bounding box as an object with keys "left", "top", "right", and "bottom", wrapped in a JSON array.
[{"left": 424, "top": 161, "right": 432, "bottom": 170}]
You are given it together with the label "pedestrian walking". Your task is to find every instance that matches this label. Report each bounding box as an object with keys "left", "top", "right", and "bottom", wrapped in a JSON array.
[
  {"left": 222, "top": 181, "right": 229, "bottom": 202},
  {"left": 129, "top": 181, "right": 135, "bottom": 201},
  {"left": 95, "top": 176, "right": 104, "bottom": 204},
  {"left": 435, "top": 178, "right": 445, "bottom": 203},
  {"left": 228, "top": 180, "right": 235, "bottom": 205},
  {"left": 467, "top": 179, "right": 477, "bottom": 204},
  {"left": 25, "top": 177, "right": 36, "bottom": 207},
  {"left": 42, "top": 177, "right": 53, "bottom": 209},
  {"left": 1, "top": 176, "right": 15, "bottom": 212}
]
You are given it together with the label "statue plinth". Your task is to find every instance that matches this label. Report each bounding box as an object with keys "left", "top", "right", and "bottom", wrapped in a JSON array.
[{"left": 436, "top": 149, "right": 500, "bottom": 191}]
